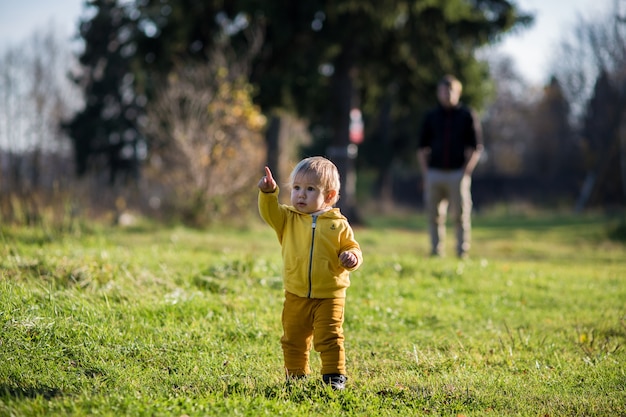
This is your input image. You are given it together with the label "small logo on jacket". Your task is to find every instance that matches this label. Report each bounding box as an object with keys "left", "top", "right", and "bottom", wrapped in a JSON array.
[{"left": 330, "top": 224, "right": 337, "bottom": 230}]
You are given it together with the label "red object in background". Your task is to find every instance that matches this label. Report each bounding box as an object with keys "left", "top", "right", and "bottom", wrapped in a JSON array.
[{"left": 349, "top": 108, "right": 364, "bottom": 144}]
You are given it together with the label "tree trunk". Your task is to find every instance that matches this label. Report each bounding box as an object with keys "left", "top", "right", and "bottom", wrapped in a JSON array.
[
  {"left": 576, "top": 85, "right": 626, "bottom": 211},
  {"left": 328, "top": 48, "right": 360, "bottom": 223},
  {"left": 374, "top": 87, "right": 395, "bottom": 211},
  {"left": 620, "top": 113, "right": 626, "bottom": 202}
]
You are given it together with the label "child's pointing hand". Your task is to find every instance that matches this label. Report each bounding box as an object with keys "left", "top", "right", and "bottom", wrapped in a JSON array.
[{"left": 258, "top": 166, "right": 277, "bottom": 193}]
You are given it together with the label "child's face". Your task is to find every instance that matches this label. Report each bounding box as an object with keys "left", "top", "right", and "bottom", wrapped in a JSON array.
[{"left": 290, "top": 173, "right": 332, "bottom": 214}]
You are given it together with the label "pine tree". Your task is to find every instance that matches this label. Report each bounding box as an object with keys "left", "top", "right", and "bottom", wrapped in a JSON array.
[{"left": 66, "top": 0, "right": 143, "bottom": 184}]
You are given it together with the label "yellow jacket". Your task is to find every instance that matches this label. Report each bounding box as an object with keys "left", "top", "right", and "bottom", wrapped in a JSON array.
[{"left": 259, "top": 187, "right": 362, "bottom": 298}]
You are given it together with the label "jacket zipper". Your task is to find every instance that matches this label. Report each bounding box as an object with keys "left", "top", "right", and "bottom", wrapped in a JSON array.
[{"left": 307, "top": 215, "right": 318, "bottom": 298}]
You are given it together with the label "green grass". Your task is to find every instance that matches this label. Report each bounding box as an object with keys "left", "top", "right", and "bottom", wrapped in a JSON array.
[{"left": 0, "top": 212, "right": 625, "bottom": 416}]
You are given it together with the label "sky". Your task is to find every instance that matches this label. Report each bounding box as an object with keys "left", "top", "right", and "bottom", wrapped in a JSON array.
[
  {"left": 491, "top": 0, "right": 611, "bottom": 84},
  {"left": 0, "top": 0, "right": 614, "bottom": 86}
]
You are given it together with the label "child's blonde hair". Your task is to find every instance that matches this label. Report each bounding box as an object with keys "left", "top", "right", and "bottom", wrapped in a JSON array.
[{"left": 289, "top": 156, "right": 341, "bottom": 206}]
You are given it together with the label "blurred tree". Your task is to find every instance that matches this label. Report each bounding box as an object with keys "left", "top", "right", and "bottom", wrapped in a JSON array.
[
  {"left": 576, "top": 70, "right": 626, "bottom": 209},
  {"left": 551, "top": 1, "right": 626, "bottom": 209},
  {"left": 526, "top": 76, "right": 584, "bottom": 199},
  {"left": 480, "top": 55, "right": 535, "bottom": 176},
  {"left": 134, "top": 0, "right": 532, "bottom": 218},
  {"left": 0, "top": 26, "right": 81, "bottom": 223},
  {"left": 255, "top": 1, "right": 532, "bottom": 219},
  {"left": 69, "top": 0, "right": 532, "bottom": 217},
  {"left": 142, "top": 57, "right": 267, "bottom": 226},
  {"left": 0, "top": 27, "right": 79, "bottom": 186},
  {"left": 65, "top": 0, "right": 144, "bottom": 185}
]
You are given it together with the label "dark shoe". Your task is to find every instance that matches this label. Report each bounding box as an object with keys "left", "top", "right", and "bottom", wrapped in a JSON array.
[{"left": 322, "top": 374, "right": 347, "bottom": 390}]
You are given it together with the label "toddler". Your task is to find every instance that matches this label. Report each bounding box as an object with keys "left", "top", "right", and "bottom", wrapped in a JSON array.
[{"left": 258, "top": 156, "right": 363, "bottom": 390}]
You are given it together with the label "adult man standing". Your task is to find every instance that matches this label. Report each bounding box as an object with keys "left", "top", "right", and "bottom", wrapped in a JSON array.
[{"left": 418, "top": 75, "right": 483, "bottom": 258}]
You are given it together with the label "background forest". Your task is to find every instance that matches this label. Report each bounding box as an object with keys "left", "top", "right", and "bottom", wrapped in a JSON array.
[{"left": 1, "top": 0, "right": 625, "bottom": 228}]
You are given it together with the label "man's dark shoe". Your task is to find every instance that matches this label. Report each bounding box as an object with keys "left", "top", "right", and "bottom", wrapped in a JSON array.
[{"left": 323, "top": 374, "right": 347, "bottom": 390}]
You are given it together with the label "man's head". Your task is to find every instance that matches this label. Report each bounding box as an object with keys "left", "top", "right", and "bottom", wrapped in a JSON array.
[{"left": 437, "top": 74, "right": 462, "bottom": 108}]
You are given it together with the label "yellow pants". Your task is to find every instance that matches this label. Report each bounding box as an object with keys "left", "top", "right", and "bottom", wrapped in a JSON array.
[{"left": 281, "top": 291, "right": 346, "bottom": 377}]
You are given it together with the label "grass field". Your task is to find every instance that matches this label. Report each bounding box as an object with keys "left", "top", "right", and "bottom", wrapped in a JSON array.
[{"left": 1, "top": 211, "right": 625, "bottom": 416}]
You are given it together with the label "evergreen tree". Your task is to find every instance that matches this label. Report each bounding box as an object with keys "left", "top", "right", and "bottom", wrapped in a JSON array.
[
  {"left": 66, "top": 0, "right": 143, "bottom": 184},
  {"left": 134, "top": 0, "right": 531, "bottom": 218},
  {"left": 69, "top": 0, "right": 533, "bottom": 210},
  {"left": 577, "top": 70, "right": 625, "bottom": 207},
  {"left": 530, "top": 77, "right": 571, "bottom": 177}
]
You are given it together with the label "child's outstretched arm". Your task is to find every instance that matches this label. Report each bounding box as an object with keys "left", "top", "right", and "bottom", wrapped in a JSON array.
[{"left": 258, "top": 166, "right": 277, "bottom": 193}]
